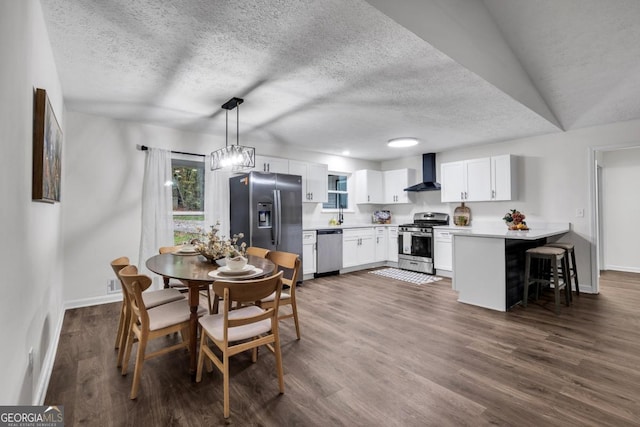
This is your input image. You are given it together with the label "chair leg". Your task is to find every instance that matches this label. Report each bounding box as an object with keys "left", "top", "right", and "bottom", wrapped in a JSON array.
[
  {"left": 273, "top": 327, "right": 285, "bottom": 394},
  {"left": 117, "top": 309, "right": 131, "bottom": 368},
  {"left": 196, "top": 332, "right": 207, "bottom": 383},
  {"left": 121, "top": 328, "right": 135, "bottom": 376},
  {"left": 130, "top": 332, "right": 148, "bottom": 400},
  {"left": 223, "top": 352, "right": 230, "bottom": 419},
  {"left": 115, "top": 303, "right": 125, "bottom": 350},
  {"left": 291, "top": 298, "right": 301, "bottom": 340}
]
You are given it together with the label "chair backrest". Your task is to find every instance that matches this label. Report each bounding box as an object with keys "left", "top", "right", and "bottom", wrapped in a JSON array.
[
  {"left": 246, "top": 246, "right": 270, "bottom": 258},
  {"left": 266, "top": 251, "right": 301, "bottom": 288},
  {"left": 118, "top": 265, "right": 153, "bottom": 328},
  {"left": 213, "top": 271, "right": 282, "bottom": 320},
  {"left": 110, "top": 256, "right": 131, "bottom": 302},
  {"left": 110, "top": 256, "right": 130, "bottom": 277},
  {"left": 159, "top": 245, "right": 180, "bottom": 254}
]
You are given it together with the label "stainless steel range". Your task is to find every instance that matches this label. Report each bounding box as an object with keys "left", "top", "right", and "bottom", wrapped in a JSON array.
[{"left": 398, "top": 212, "right": 449, "bottom": 274}]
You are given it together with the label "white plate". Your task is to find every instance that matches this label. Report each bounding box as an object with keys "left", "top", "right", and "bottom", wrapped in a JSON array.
[
  {"left": 208, "top": 267, "right": 264, "bottom": 280},
  {"left": 173, "top": 246, "right": 198, "bottom": 255},
  {"left": 217, "top": 264, "right": 255, "bottom": 275}
]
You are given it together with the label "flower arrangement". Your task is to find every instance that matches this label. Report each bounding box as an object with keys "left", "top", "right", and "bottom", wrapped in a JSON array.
[
  {"left": 194, "top": 222, "right": 246, "bottom": 262},
  {"left": 502, "top": 209, "right": 529, "bottom": 230}
]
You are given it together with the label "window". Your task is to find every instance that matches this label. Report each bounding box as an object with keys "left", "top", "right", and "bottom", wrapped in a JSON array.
[
  {"left": 171, "top": 156, "right": 205, "bottom": 244},
  {"left": 323, "top": 174, "right": 349, "bottom": 210}
]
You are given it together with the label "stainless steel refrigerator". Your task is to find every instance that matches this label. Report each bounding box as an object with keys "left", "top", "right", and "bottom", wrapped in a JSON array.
[{"left": 229, "top": 172, "right": 303, "bottom": 263}]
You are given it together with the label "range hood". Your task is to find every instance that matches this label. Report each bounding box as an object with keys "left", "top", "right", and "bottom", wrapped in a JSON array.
[{"left": 404, "top": 153, "right": 441, "bottom": 192}]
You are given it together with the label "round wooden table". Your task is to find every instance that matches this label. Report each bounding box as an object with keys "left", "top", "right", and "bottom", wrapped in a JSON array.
[{"left": 146, "top": 253, "right": 275, "bottom": 379}]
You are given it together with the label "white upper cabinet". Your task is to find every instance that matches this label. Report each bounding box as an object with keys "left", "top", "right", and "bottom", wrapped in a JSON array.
[
  {"left": 441, "top": 161, "right": 466, "bottom": 203},
  {"left": 289, "top": 160, "right": 328, "bottom": 203},
  {"left": 254, "top": 155, "right": 289, "bottom": 174},
  {"left": 383, "top": 169, "right": 415, "bottom": 204},
  {"left": 355, "top": 168, "right": 415, "bottom": 204},
  {"left": 464, "top": 157, "right": 492, "bottom": 201},
  {"left": 441, "top": 156, "right": 515, "bottom": 203},
  {"left": 355, "top": 170, "right": 383, "bottom": 204},
  {"left": 491, "top": 155, "right": 516, "bottom": 201}
]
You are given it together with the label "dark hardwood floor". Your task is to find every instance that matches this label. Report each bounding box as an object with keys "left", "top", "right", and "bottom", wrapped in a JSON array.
[{"left": 45, "top": 269, "right": 640, "bottom": 426}]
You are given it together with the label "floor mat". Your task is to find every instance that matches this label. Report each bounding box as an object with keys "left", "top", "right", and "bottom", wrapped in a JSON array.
[{"left": 369, "top": 268, "right": 442, "bottom": 285}]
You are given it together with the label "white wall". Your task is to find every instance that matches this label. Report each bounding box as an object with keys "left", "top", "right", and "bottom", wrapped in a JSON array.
[
  {"left": 601, "top": 147, "right": 640, "bottom": 272},
  {"left": 383, "top": 119, "right": 640, "bottom": 292},
  {"left": 0, "top": 1, "right": 65, "bottom": 404}
]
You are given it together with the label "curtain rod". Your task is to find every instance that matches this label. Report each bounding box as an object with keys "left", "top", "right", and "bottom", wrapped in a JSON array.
[{"left": 136, "top": 144, "right": 205, "bottom": 158}]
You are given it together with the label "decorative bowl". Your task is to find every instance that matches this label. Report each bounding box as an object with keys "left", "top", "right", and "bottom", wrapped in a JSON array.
[{"left": 225, "top": 255, "right": 248, "bottom": 271}]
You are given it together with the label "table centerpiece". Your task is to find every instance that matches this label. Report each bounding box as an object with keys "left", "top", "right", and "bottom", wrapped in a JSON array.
[{"left": 194, "top": 222, "right": 247, "bottom": 264}]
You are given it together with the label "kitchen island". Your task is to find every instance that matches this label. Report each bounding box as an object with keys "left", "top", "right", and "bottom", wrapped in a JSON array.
[{"left": 435, "top": 223, "right": 570, "bottom": 311}]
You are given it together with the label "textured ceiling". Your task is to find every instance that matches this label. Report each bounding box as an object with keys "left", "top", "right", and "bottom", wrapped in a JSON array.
[{"left": 39, "top": 0, "right": 640, "bottom": 161}]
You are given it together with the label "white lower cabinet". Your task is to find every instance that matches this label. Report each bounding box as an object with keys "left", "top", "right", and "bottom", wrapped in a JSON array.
[
  {"left": 374, "top": 227, "right": 387, "bottom": 262},
  {"left": 387, "top": 227, "right": 398, "bottom": 262},
  {"left": 434, "top": 230, "right": 453, "bottom": 272},
  {"left": 302, "top": 231, "right": 317, "bottom": 276},
  {"left": 342, "top": 228, "right": 375, "bottom": 268}
]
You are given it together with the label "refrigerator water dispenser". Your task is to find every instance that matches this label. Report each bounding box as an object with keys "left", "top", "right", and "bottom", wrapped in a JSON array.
[{"left": 257, "top": 203, "right": 272, "bottom": 228}]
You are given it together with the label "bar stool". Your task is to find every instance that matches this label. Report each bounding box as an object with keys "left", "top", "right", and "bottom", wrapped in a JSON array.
[
  {"left": 523, "top": 246, "right": 571, "bottom": 314},
  {"left": 545, "top": 242, "right": 579, "bottom": 298}
]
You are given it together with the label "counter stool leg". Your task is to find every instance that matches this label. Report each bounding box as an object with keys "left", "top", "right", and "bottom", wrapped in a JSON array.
[
  {"left": 552, "top": 260, "right": 561, "bottom": 315},
  {"left": 523, "top": 253, "right": 531, "bottom": 307},
  {"left": 570, "top": 248, "right": 580, "bottom": 296}
]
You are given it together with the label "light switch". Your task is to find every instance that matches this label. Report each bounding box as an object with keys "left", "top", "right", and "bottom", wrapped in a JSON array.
[{"left": 576, "top": 208, "right": 584, "bottom": 218}]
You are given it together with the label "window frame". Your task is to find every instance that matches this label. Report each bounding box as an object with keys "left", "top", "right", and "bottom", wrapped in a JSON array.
[
  {"left": 171, "top": 153, "right": 206, "bottom": 244},
  {"left": 322, "top": 172, "right": 353, "bottom": 212}
]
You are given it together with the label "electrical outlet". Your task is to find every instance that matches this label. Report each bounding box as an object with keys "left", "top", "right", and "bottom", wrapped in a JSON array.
[
  {"left": 576, "top": 208, "right": 585, "bottom": 218},
  {"left": 28, "top": 347, "right": 34, "bottom": 371},
  {"left": 107, "top": 279, "right": 121, "bottom": 294}
]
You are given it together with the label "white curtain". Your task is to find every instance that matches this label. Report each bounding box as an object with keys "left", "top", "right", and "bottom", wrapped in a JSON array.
[
  {"left": 204, "top": 155, "right": 232, "bottom": 238},
  {"left": 138, "top": 148, "right": 174, "bottom": 287}
]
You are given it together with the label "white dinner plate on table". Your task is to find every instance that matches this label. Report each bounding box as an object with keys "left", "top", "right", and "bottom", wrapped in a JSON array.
[
  {"left": 208, "top": 266, "right": 264, "bottom": 280},
  {"left": 173, "top": 245, "right": 198, "bottom": 255}
]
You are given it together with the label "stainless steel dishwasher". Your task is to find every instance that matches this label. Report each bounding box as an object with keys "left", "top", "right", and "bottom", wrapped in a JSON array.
[{"left": 315, "top": 229, "right": 343, "bottom": 276}]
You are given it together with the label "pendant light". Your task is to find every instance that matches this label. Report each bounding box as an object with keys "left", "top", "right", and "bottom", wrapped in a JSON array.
[{"left": 210, "top": 97, "right": 256, "bottom": 171}]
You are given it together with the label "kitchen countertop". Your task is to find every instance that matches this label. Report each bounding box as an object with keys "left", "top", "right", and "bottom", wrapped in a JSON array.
[
  {"left": 433, "top": 223, "right": 570, "bottom": 240},
  {"left": 304, "top": 224, "right": 399, "bottom": 231}
]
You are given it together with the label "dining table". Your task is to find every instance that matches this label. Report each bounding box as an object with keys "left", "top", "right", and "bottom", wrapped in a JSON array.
[{"left": 146, "top": 252, "right": 276, "bottom": 380}]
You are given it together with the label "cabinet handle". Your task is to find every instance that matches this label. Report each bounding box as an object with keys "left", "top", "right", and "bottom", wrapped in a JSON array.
[
  {"left": 461, "top": 191, "right": 464, "bottom": 200},
  {"left": 492, "top": 190, "right": 495, "bottom": 199},
  {"left": 310, "top": 192, "right": 313, "bottom": 200},
  {"left": 464, "top": 191, "right": 468, "bottom": 199},
  {"left": 367, "top": 195, "right": 370, "bottom": 202}
]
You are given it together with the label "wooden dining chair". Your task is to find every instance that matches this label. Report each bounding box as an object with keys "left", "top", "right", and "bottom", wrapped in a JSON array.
[
  {"left": 159, "top": 245, "right": 215, "bottom": 314},
  {"left": 196, "top": 271, "right": 285, "bottom": 419},
  {"left": 245, "top": 246, "right": 270, "bottom": 258},
  {"left": 259, "top": 251, "right": 302, "bottom": 339},
  {"left": 110, "top": 256, "right": 184, "bottom": 369},
  {"left": 118, "top": 265, "right": 206, "bottom": 399}
]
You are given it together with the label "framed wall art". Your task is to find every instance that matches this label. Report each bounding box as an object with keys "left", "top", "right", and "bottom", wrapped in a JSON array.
[{"left": 33, "top": 88, "right": 62, "bottom": 203}]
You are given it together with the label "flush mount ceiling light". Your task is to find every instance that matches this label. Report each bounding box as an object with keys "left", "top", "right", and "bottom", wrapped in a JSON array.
[
  {"left": 211, "top": 97, "right": 256, "bottom": 171},
  {"left": 387, "top": 137, "right": 419, "bottom": 148}
]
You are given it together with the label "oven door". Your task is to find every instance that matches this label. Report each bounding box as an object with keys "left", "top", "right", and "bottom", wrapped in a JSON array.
[{"left": 398, "top": 231, "right": 433, "bottom": 258}]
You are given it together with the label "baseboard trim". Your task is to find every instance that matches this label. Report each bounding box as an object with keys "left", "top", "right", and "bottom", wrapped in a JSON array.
[
  {"left": 64, "top": 293, "right": 122, "bottom": 310},
  {"left": 603, "top": 265, "right": 640, "bottom": 274},
  {"left": 34, "top": 307, "right": 65, "bottom": 405}
]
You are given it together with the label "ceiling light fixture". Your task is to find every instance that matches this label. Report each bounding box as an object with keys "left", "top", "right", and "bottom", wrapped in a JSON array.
[
  {"left": 211, "top": 97, "right": 255, "bottom": 171},
  {"left": 387, "top": 137, "right": 419, "bottom": 148}
]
